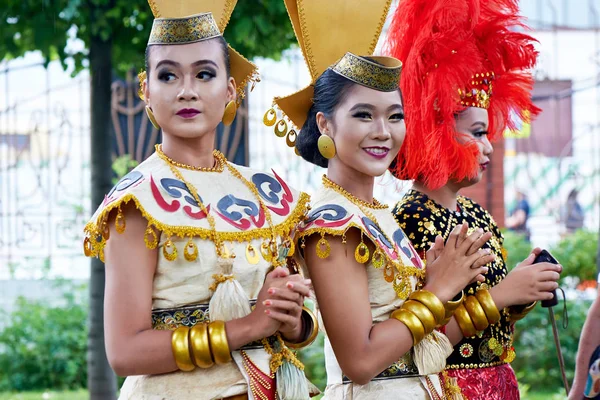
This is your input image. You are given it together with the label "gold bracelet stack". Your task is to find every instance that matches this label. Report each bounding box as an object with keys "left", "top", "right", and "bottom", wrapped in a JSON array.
[
  {"left": 283, "top": 307, "right": 319, "bottom": 349},
  {"left": 171, "top": 321, "right": 232, "bottom": 371},
  {"left": 390, "top": 290, "right": 445, "bottom": 346},
  {"left": 507, "top": 301, "right": 537, "bottom": 322},
  {"left": 453, "top": 289, "right": 500, "bottom": 338}
]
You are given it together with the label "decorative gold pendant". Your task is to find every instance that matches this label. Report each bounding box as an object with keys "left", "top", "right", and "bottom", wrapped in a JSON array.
[
  {"left": 274, "top": 119, "right": 288, "bottom": 138},
  {"left": 263, "top": 108, "right": 277, "bottom": 126},
  {"left": 101, "top": 221, "right": 110, "bottom": 240},
  {"left": 287, "top": 239, "right": 296, "bottom": 257},
  {"left": 354, "top": 242, "right": 369, "bottom": 264},
  {"left": 392, "top": 274, "right": 410, "bottom": 299},
  {"left": 83, "top": 237, "right": 93, "bottom": 257},
  {"left": 503, "top": 348, "right": 516, "bottom": 363},
  {"left": 316, "top": 236, "right": 331, "bottom": 259},
  {"left": 372, "top": 248, "right": 385, "bottom": 269},
  {"left": 261, "top": 242, "right": 273, "bottom": 262},
  {"left": 384, "top": 263, "right": 396, "bottom": 283},
  {"left": 220, "top": 243, "right": 235, "bottom": 259},
  {"left": 163, "top": 238, "right": 178, "bottom": 261},
  {"left": 184, "top": 238, "right": 199, "bottom": 262},
  {"left": 246, "top": 244, "right": 260, "bottom": 264},
  {"left": 115, "top": 208, "right": 126, "bottom": 234},
  {"left": 144, "top": 225, "right": 158, "bottom": 249},
  {"left": 285, "top": 129, "right": 297, "bottom": 147}
]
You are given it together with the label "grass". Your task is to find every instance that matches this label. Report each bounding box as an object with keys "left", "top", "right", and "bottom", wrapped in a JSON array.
[{"left": 0, "top": 391, "right": 88, "bottom": 400}]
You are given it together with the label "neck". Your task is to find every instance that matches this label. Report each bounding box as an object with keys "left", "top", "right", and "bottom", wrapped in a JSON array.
[
  {"left": 327, "top": 160, "right": 375, "bottom": 204},
  {"left": 160, "top": 130, "right": 218, "bottom": 168},
  {"left": 412, "top": 180, "right": 460, "bottom": 210}
]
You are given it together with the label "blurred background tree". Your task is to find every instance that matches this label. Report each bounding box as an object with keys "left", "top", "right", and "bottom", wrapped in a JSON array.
[{"left": 0, "top": 1, "right": 296, "bottom": 398}]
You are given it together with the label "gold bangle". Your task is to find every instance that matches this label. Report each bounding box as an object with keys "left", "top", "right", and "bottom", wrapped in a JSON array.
[
  {"left": 208, "top": 321, "right": 232, "bottom": 364},
  {"left": 508, "top": 301, "right": 537, "bottom": 322},
  {"left": 402, "top": 300, "right": 436, "bottom": 335},
  {"left": 444, "top": 290, "right": 464, "bottom": 320},
  {"left": 391, "top": 308, "right": 425, "bottom": 346},
  {"left": 454, "top": 304, "right": 477, "bottom": 338},
  {"left": 408, "top": 290, "right": 445, "bottom": 324},
  {"left": 189, "top": 323, "right": 214, "bottom": 368},
  {"left": 464, "top": 295, "right": 489, "bottom": 331},
  {"left": 284, "top": 306, "right": 319, "bottom": 349},
  {"left": 171, "top": 327, "right": 195, "bottom": 371},
  {"left": 475, "top": 289, "right": 500, "bottom": 325}
]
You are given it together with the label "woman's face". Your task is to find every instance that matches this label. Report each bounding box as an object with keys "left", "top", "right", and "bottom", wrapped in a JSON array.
[
  {"left": 318, "top": 84, "right": 405, "bottom": 178},
  {"left": 454, "top": 106, "right": 493, "bottom": 185},
  {"left": 143, "top": 39, "right": 235, "bottom": 139}
]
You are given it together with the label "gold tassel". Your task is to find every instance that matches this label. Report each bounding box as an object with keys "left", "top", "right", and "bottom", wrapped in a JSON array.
[
  {"left": 413, "top": 330, "right": 453, "bottom": 375},
  {"left": 442, "top": 371, "right": 466, "bottom": 400}
]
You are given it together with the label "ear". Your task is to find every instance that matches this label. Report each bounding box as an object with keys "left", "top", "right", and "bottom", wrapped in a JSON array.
[
  {"left": 316, "top": 111, "right": 332, "bottom": 136},
  {"left": 143, "top": 78, "right": 150, "bottom": 106},
  {"left": 227, "top": 76, "right": 237, "bottom": 104}
]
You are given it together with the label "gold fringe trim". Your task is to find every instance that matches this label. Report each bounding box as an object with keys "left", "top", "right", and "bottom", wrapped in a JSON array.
[
  {"left": 263, "top": 334, "right": 305, "bottom": 373},
  {"left": 83, "top": 191, "right": 311, "bottom": 259},
  {"left": 209, "top": 273, "right": 235, "bottom": 292},
  {"left": 297, "top": 0, "right": 318, "bottom": 80},
  {"left": 369, "top": 0, "right": 393, "bottom": 54},
  {"left": 297, "top": 225, "right": 425, "bottom": 279}
]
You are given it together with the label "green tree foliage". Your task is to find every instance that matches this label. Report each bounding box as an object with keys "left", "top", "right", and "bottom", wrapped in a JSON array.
[
  {"left": 551, "top": 230, "right": 598, "bottom": 283},
  {"left": 0, "top": 0, "right": 296, "bottom": 76}
]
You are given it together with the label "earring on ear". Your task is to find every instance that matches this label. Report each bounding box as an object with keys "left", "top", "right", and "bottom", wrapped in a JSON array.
[
  {"left": 145, "top": 106, "right": 160, "bottom": 129},
  {"left": 318, "top": 134, "right": 336, "bottom": 159},
  {"left": 222, "top": 100, "right": 237, "bottom": 126}
]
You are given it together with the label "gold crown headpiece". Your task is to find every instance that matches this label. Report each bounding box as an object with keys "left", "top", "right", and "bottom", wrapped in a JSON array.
[
  {"left": 138, "top": 0, "right": 258, "bottom": 105},
  {"left": 263, "top": 0, "right": 400, "bottom": 153},
  {"left": 458, "top": 71, "right": 495, "bottom": 109}
]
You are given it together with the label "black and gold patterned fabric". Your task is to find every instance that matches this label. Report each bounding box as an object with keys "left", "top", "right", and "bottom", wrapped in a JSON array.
[{"left": 394, "top": 189, "right": 514, "bottom": 370}]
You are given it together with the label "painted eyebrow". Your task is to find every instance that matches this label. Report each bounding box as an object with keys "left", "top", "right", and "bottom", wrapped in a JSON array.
[
  {"left": 470, "top": 121, "right": 487, "bottom": 129},
  {"left": 349, "top": 103, "right": 403, "bottom": 112},
  {"left": 155, "top": 59, "right": 219, "bottom": 69}
]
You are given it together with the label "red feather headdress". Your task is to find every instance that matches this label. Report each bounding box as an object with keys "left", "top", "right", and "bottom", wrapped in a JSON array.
[{"left": 385, "top": 0, "right": 540, "bottom": 189}]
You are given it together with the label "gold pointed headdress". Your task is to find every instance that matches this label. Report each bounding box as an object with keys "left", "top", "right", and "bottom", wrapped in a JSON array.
[
  {"left": 140, "top": 0, "right": 259, "bottom": 103},
  {"left": 264, "top": 0, "right": 401, "bottom": 141}
]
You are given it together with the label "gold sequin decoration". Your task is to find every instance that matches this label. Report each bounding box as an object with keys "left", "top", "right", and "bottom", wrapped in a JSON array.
[
  {"left": 274, "top": 119, "right": 288, "bottom": 138},
  {"left": 371, "top": 248, "right": 385, "bottom": 269},
  {"left": 285, "top": 129, "right": 297, "bottom": 147},
  {"left": 384, "top": 263, "right": 395, "bottom": 283},
  {"left": 115, "top": 208, "right": 126, "bottom": 234},
  {"left": 83, "top": 237, "right": 93, "bottom": 257},
  {"left": 144, "top": 225, "right": 158, "bottom": 249},
  {"left": 246, "top": 244, "right": 260, "bottom": 265},
  {"left": 183, "top": 238, "right": 198, "bottom": 262},
  {"left": 261, "top": 241, "right": 274, "bottom": 262},
  {"left": 101, "top": 221, "right": 110, "bottom": 240},
  {"left": 263, "top": 108, "right": 277, "bottom": 127},
  {"left": 287, "top": 239, "right": 296, "bottom": 257},
  {"left": 354, "top": 233, "right": 370, "bottom": 264},
  {"left": 163, "top": 238, "right": 178, "bottom": 261},
  {"left": 316, "top": 235, "right": 331, "bottom": 259}
]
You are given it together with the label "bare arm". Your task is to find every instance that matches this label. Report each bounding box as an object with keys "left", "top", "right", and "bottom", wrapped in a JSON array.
[
  {"left": 569, "top": 288, "right": 600, "bottom": 400},
  {"left": 104, "top": 204, "right": 308, "bottom": 376}
]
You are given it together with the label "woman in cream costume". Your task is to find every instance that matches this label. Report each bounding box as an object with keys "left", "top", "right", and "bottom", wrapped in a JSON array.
[
  {"left": 83, "top": 1, "right": 319, "bottom": 399},
  {"left": 386, "top": 0, "right": 562, "bottom": 398},
  {"left": 265, "top": 1, "right": 495, "bottom": 398}
]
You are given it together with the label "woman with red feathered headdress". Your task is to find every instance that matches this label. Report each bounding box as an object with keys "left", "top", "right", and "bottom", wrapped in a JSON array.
[{"left": 386, "top": 0, "right": 562, "bottom": 398}]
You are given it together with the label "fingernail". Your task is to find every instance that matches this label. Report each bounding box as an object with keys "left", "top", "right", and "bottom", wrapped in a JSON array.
[
  {"left": 485, "top": 248, "right": 491, "bottom": 254},
  {"left": 263, "top": 300, "right": 271, "bottom": 306},
  {"left": 304, "top": 279, "right": 312, "bottom": 285},
  {"left": 268, "top": 288, "right": 276, "bottom": 295},
  {"left": 478, "top": 228, "right": 483, "bottom": 233},
  {"left": 483, "top": 267, "right": 489, "bottom": 272},
  {"left": 287, "top": 282, "right": 294, "bottom": 289},
  {"left": 265, "top": 309, "right": 271, "bottom": 315}
]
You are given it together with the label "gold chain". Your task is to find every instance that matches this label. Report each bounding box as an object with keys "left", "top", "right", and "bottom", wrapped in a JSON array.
[
  {"left": 155, "top": 144, "right": 282, "bottom": 265},
  {"left": 322, "top": 175, "right": 388, "bottom": 209},
  {"left": 155, "top": 144, "right": 224, "bottom": 172}
]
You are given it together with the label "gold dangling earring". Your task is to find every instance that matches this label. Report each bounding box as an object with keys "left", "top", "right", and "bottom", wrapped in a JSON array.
[
  {"left": 318, "top": 134, "right": 336, "bottom": 159},
  {"left": 145, "top": 106, "right": 160, "bottom": 129},
  {"left": 263, "top": 107, "right": 277, "bottom": 126},
  {"left": 222, "top": 100, "right": 237, "bottom": 126}
]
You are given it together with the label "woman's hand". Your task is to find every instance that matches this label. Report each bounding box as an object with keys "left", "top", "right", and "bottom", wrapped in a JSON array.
[
  {"left": 248, "top": 267, "right": 311, "bottom": 341},
  {"left": 423, "top": 223, "right": 494, "bottom": 302},
  {"left": 490, "top": 248, "right": 562, "bottom": 309}
]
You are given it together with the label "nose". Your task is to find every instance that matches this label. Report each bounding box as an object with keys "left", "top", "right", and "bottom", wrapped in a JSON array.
[
  {"left": 372, "top": 118, "right": 392, "bottom": 140},
  {"left": 482, "top": 135, "right": 493, "bottom": 156},
  {"left": 177, "top": 76, "right": 199, "bottom": 102}
]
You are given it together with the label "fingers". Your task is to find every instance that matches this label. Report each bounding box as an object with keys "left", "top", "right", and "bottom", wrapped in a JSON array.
[
  {"left": 534, "top": 262, "right": 563, "bottom": 273},
  {"left": 454, "top": 223, "right": 470, "bottom": 248},
  {"left": 267, "top": 266, "right": 290, "bottom": 280},
  {"left": 264, "top": 309, "right": 301, "bottom": 327},
  {"left": 519, "top": 252, "right": 537, "bottom": 267},
  {"left": 466, "top": 230, "right": 492, "bottom": 256},
  {"left": 537, "top": 270, "right": 561, "bottom": 282},
  {"left": 446, "top": 224, "right": 464, "bottom": 249},
  {"left": 467, "top": 249, "right": 494, "bottom": 269},
  {"left": 530, "top": 247, "right": 542, "bottom": 256},
  {"left": 537, "top": 281, "right": 559, "bottom": 293},
  {"left": 263, "top": 299, "right": 303, "bottom": 314},
  {"left": 285, "top": 280, "right": 311, "bottom": 298},
  {"left": 267, "top": 286, "right": 302, "bottom": 303}
]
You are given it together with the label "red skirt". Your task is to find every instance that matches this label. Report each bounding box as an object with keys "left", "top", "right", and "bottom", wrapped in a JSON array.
[{"left": 447, "top": 363, "right": 519, "bottom": 400}]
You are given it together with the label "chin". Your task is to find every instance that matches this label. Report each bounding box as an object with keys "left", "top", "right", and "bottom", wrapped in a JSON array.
[{"left": 171, "top": 121, "right": 217, "bottom": 138}]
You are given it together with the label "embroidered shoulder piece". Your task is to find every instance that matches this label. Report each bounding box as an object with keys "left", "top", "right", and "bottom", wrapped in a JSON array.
[
  {"left": 83, "top": 153, "right": 310, "bottom": 261},
  {"left": 297, "top": 186, "right": 424, "bottom": 299}
]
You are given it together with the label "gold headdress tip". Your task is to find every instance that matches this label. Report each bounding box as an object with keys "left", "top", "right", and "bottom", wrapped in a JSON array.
[
  {"left": 330, "top": 53, "right": 401, "bottom": 92},
  {"left": 148, "top": 12, "right": 221, "bottom": 45},
  {"left": 459, "top": 71, "right": 494, "bottom": 109}
]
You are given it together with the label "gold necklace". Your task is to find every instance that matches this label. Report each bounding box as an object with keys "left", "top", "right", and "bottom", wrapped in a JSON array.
[
  {"left": 156, "top": 146, "right": 283, "bottom": 266},
  {"left": 155, "top": 144, "right": 224, "bottom": 172},
  {"left": 322, "top": 175, "right": 388, "bottom": 209}
]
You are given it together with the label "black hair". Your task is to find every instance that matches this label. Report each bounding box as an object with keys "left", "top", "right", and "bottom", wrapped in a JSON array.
[
  {"left": 296, "top": 69, "right": 356, "bottom": 168},
  {"left": 144, "top": 35, "right": 231, "bottom": 78}
]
